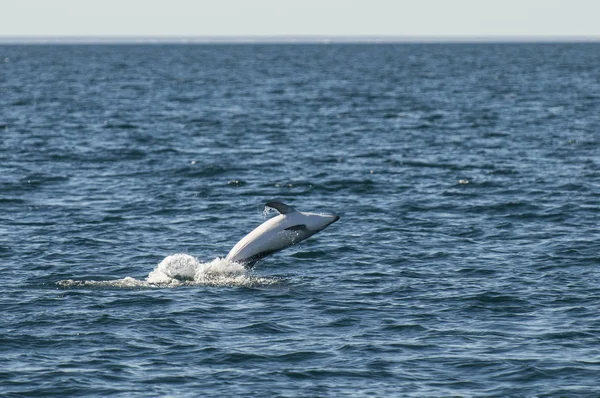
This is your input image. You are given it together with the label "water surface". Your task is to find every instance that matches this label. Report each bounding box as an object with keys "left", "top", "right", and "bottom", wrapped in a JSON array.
[{"left": 1, "top": 43, "right": 599, "bottom": 396}]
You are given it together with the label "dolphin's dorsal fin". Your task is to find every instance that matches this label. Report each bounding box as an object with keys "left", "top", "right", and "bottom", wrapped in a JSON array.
[{"left": 265, "top": 201, "right": 296, "bottom": 215}]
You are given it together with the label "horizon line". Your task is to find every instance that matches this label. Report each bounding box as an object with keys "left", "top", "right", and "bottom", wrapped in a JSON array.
[{"left": 1, "top": 35, "right": 600, "bottom": 44}]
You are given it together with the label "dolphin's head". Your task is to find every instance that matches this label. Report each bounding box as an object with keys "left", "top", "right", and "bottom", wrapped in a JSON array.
[
  {"left": 300, "top": 212, "right": 340, "bottom": 233},
  {"left": 266, "top": 201, "right": 340, "bottom": 233}
]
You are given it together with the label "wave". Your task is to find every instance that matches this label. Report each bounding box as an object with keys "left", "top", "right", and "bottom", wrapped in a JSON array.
[{"left": 57, "top": 253, "right": 280, "bottom": 289}]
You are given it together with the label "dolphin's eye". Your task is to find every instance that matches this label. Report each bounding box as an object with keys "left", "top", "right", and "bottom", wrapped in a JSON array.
[{"left": 284, "top": 224, "right": 307, "bottom": 232}]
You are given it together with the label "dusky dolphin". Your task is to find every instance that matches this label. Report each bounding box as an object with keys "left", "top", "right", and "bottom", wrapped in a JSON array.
[{"left": 225, "top": 202, "right": 339, "bottom": 267}]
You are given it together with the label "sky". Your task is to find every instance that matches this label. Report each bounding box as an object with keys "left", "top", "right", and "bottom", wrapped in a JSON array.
[{"left": 1, "top": 0, "right": 599, "bottom": 40}]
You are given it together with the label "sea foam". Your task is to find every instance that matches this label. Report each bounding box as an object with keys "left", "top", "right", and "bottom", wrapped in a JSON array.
[{"left": 57, "top": 253, "right": 278, "bottom": 288}]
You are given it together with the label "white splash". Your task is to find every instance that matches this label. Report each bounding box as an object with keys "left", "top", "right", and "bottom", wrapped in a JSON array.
[
  {"left": 147, "top": 254, "right": 251, "bottom": 286},
  {"left": 57, "top": 253, "right": 279, "bottom": 288}
]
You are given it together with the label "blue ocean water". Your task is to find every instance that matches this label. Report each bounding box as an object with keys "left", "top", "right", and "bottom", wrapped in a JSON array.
[{"left": 1, "top": 43, "right": 599, "bottom": 396}]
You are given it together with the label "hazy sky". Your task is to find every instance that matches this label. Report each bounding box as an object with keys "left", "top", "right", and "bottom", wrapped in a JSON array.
[{"left": 1, "top": 0, "right": 599, "bottom": 38}]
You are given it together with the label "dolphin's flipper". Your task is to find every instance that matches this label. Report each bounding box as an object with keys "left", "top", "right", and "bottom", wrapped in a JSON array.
[
  {"left": 265, "top": 202, "right": 296, "bottom": 214},
  {"left": 284, "top": 224, "right": 307, "bottom": 231}
]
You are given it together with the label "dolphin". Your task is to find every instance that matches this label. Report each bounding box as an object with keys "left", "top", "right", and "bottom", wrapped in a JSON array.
[{"left": 225, "top": 202, "right": 340, "bottom": 267}]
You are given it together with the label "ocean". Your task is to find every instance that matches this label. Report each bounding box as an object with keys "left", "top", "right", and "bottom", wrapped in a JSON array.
[{"left": 1, "top": 43, "right": 599, "bottom": 396}]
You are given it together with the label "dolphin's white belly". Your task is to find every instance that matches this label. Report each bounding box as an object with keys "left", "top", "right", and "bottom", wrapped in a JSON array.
[{"left": 226, "top": 215, "right": 295, "bottom": 263}]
